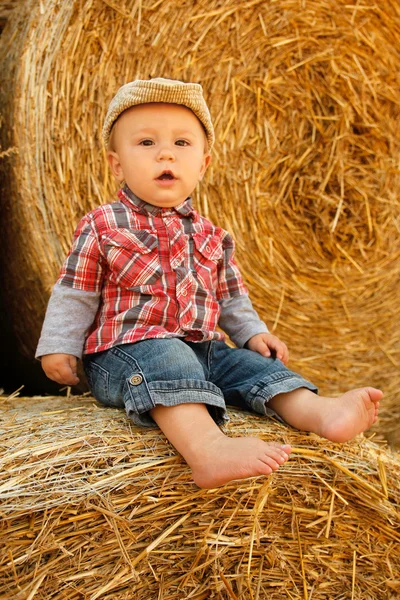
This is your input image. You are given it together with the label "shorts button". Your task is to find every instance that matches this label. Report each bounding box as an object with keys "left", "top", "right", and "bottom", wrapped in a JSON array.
[{"left": 129, "top": 374, "right": 143, "bottom": 385}]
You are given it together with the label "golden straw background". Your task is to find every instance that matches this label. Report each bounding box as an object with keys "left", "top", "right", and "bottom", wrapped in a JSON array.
[
  {"left": 1, "top": 2, "right": 400, "bottom": 597},
  {"left": 1, "top": 0, "right": 399, "bottom": 444}
]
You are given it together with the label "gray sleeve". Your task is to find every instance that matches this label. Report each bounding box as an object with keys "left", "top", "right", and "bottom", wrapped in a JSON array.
[
  {"left": 218, "top": 295, "right": 269, "bottom": 348},
  {"left": 35, "top": 284, "right": 100, "bottom": 359}
]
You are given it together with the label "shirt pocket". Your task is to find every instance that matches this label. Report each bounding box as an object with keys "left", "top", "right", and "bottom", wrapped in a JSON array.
[
  {"left": 102, "top": 228, "right": 162, "bottom": 288},
  {"left": 192, "top": 232, "right": 224, "bottom": 291}
]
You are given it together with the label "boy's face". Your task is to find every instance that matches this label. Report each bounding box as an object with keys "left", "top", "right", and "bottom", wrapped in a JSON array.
[{"left": 107, "top": 103, "right": 211, "bottom": 208}]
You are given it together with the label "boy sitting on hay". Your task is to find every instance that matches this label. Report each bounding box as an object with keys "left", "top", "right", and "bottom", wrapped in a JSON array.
[{"left": 36, "top": 78, "right": 382, "bottom": 489}]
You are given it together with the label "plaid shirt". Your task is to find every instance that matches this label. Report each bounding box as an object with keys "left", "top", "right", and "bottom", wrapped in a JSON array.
[{"left": 58, "top": 186, "right": 248, "bottom": 354}]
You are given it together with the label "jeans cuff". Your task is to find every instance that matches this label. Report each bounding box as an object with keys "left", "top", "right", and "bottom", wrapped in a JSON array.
[
  {"left": 124, "top": 378, "right": 229, "bottom": 427},
  {"left": 248, "top": 373, "right": 318, "bottom": 418}
]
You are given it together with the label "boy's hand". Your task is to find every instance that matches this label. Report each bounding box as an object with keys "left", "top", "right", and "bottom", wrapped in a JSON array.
[
  {"left": 246, "top": 333, "right": 289, "bottom": 365},
  {"left": 41, "top": 353, "right": 80, "bottom": 385}
]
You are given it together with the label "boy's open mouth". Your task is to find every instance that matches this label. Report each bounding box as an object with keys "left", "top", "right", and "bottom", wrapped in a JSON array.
[{"left": 157, "top": 171, "right": 176, "bottom": 180}]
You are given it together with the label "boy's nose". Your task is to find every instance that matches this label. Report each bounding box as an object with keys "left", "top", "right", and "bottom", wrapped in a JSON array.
[{"left": 157, "top": 146, "right": 175, "bottom": 161}]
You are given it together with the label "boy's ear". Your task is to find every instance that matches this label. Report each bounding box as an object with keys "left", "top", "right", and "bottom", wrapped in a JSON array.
[
  {"left": 107, "top": 151, "right": 124, "bottom": 182},
  {"left": 198, "top": 153, "right": 211, "bottom": 181}
]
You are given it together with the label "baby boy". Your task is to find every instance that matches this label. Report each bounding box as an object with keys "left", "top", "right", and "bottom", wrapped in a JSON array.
[{"left": 36, "top": 78, "right": 382, "bottom": 488}]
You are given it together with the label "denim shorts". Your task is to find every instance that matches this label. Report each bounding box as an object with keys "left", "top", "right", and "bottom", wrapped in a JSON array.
[{"left": 83, "top": 338, "right": 317, "bottom": 427}]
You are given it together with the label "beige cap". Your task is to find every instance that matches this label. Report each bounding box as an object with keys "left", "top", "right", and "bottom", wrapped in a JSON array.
[{"left": 102, "top": 77, "right": 215, "bottom": 150}]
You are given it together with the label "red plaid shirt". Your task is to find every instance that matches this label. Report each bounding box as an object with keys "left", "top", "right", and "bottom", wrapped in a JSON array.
[{"left": 57, "top": 186, "right": 248, "bottom": 354}]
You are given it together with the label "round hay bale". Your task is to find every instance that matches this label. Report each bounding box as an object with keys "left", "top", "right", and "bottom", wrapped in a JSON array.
[
  {"left": 0, "top": 0, "right": 400, "bottom": 441},
  {"left": 0, "top": 395, "right": 399, "bottom": 599},
  {"left": 0, "top": 1, "right": 17, "bottom": 27}
]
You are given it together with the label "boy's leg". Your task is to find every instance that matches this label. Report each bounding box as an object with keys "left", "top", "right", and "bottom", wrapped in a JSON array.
[
  {"left": 84, "top": 339, "right": 291, "bottom": 488},
  {"left": 268, "top": 386, "right": 382, "bottom": 443},
  {"left": 151, "top": 402, "right": 291, "bottom": 489},
  {"left": 201, "top": 341, "right": 382, "bottom": 443}
]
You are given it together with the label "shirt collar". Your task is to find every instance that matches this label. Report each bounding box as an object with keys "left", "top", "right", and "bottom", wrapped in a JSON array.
[{"left": 118, "top": 184, "right": 196, "bottom": 218}]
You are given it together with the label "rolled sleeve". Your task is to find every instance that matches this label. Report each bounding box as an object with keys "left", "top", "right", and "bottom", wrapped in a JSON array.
[{"left": 35, "top": 285, "right": 100, "bottom": 359}]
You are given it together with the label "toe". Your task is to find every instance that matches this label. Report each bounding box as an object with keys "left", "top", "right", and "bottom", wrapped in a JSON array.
[
  {"left": 264, "top": 448, "right": 286, "bottom": 464},
  {"left": 366, "top": 387, "right": 383, "bottom": 403},
  {"left": 268, "top": 442, "right": 292, "bottom": 455},
  {"left": 275, "top": 450, "right": 289, "bottom": 464},
  {"left": 260, "top": 456, "right": 280, "bottom": 471},
  {"left": 257, "top": 461, "right": 273, "bottom": 476}
]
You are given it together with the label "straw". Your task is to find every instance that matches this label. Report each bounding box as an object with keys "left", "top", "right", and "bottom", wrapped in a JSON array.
[
  {"left": 0, "top": 0, "right": 399, "bottom": 446},
  {"left": 0, "top": 394, "right": 399, "bottom": 599},
  {"left": 0, "top": 1, "right": 18, "bottom": 28}
]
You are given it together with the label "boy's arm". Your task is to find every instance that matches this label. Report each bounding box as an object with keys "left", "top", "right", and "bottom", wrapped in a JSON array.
[
  {"left": 218, "top": 296, "right": 289, "bottom": 364},
  {"left": 216, "top": 231, "right": 288, "bottom": 362},
  {"left": 36, "top": 284, "right": 101, "bottom": 385},
  {"left": 37, "top": 211, "right": 105, "bottom": 367},
  {"left": 218, "top": 295, "right": 269, "bottom": 348},
  {"left": 35, "top": 284, "right": 100, "bottom": 359},
  {"left": 216, "top": 232, "right": 269, "bottom": 346}
]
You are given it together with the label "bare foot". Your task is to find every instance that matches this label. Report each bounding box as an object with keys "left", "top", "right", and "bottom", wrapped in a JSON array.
[
  {"left": 151, "top": 403, "right": 292, "bottom": 489},
  {"left": 189, "top": 436, "right": 292, "bottom": 489},
  {"left": 318, "top": 387, "right": 382, "bottom": 443},
  {"left": 269, "top": 386, "right": 382, "bottom": 444}
]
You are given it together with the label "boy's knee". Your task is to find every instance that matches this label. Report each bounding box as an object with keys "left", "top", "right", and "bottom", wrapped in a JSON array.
[{"left": 131, "top": 338, "right": 205, "bottom": 381}]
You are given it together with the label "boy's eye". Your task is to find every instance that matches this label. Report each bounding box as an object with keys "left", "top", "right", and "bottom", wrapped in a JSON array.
[
  {"left": 175, "top": 139, "right": 189, "bottom": 146},
  {"left": 139, "top": 139, "right": 154, "bottom": 146}
]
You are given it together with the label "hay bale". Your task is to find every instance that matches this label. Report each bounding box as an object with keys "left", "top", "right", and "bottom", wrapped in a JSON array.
[
  {"left": 0, "top": 1, "right": 17, "bottom": 28},
  {"left": 0, "top": 395, "right": 399, "bottom": 599},
  {"left": 1, "top": 0, "right": 400, "bottom": 440}
]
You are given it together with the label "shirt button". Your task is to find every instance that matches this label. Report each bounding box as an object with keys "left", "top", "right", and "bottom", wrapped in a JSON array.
[
  {"left": 129, "top": 374, "right": 143, "bottom": 385},
  {"left": 206, "top": 245, "right": 211, "bottom": 253},
  {"left": 181, "top": 289, "right": 187, "bottom": 296}
]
